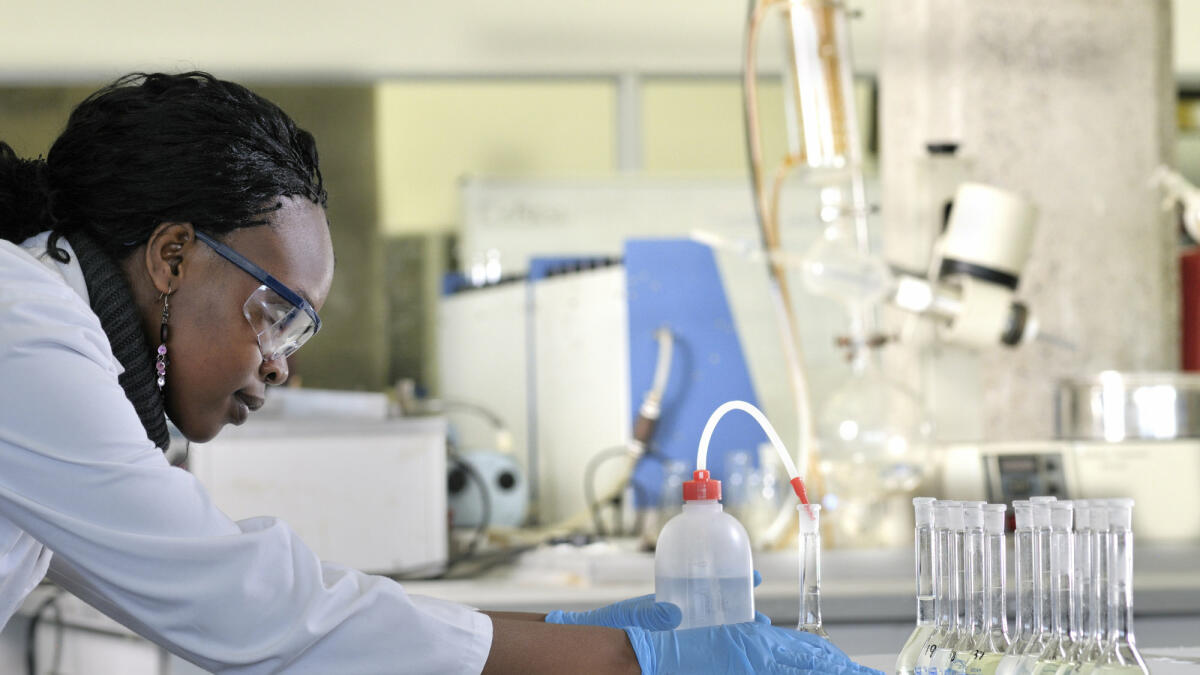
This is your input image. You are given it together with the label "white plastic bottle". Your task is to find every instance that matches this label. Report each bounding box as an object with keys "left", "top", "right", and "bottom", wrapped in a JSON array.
[{"left": 654, "top": 469, "right": 755, "bottom": 629}]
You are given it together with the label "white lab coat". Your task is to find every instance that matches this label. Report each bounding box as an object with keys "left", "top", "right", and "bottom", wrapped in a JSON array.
[{"left": 0, "top": 234, "right": 493, "bottom": 674}]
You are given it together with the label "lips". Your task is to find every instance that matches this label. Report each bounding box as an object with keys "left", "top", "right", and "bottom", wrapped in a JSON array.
[
  {"left": 231, "top": 391, "right": 265, "bottom": 425},
  {"left": 234, "top": 391, "right": 265, "bottom": 412}
]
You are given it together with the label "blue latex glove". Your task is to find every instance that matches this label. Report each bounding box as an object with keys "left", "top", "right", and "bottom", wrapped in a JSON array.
[
  {"left": 624, "top": 622, "right": 885, "bottom": 675},
  {"left": 546, "top": 571, "right": 772, "bottom": 629}
]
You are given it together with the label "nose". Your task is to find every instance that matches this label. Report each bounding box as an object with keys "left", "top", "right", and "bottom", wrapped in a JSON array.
[{"left": 260, "top": 352, "right": 290, "bottom": 386}]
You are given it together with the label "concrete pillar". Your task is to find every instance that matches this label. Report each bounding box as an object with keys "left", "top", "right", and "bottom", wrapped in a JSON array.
[{"left": 880, "top": 0, "right": 1177, "bottom": 440}]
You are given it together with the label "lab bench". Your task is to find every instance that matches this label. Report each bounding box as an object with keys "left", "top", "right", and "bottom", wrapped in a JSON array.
[{"left": 5, "top": 543, "right": 1200, "bottom": 674}]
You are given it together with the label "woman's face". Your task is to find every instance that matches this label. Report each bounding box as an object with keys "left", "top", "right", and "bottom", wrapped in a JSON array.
[{"left": 162, "top": 197, "right": 334, "bottom": 442}]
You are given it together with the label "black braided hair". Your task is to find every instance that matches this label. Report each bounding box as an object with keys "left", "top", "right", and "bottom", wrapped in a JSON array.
[{"left": 0, "top": 72, "right": 326, "bottom": 262}]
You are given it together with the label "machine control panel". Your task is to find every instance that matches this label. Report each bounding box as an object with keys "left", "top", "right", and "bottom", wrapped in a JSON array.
[{"left": 983, "top": 452, "right": 1068, "bottom": 504}]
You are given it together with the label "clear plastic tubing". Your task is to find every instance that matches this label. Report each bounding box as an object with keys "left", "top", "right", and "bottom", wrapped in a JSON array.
[
  {"left": 695, "top": 400, "right": 811, "bottom": 506},
  {"left": 897, "top": 497, "right": 939, "bottom": 675},
  {"left": 995, "top": 501, "right": 1034, "bottom": 675}
]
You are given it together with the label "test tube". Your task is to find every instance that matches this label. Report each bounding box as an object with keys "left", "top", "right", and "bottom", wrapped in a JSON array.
[
  {"left": 897, "top": 497, "right": 938, "bottom": 675},
  {"left": 916, "top": 500, "right": 960, "bottom": 674},
  {"left": 965, "top": 503, "right": 1011, "bottom": 674},
  {"left": 996, "top": 501, "right": 1034, "bottom": 675},
  {"left": 1030, "top": 501, "right": 1075, "bottom": 673},
  {"left": 1077, "top": 501, "right": 1112, "bottom": 671},
  {"left": 1092, "top": 499, "right": 1149, "bottom": 674},
  {"left": 929, "top": 501, "right": 967, "bottom": 674},
  {"left": 1060, "top": 501, "right": 1093, "bottom": 671},
  {"left": 948, "top": 501, "right": 986, "bottom": 674},
  {"left": 796, "top": 504, "right": 829, "bottom": 638}
]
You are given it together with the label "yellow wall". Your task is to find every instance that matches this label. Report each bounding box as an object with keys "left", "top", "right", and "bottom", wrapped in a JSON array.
[
  {"left": 376, "top": 80, "right": 616, "bottom": 235},
  {"left": 642, "top": 78, "right": 790, "bottom": 174}
]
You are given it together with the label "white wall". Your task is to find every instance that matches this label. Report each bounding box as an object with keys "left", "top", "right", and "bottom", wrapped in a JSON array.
[
  {"left": 0, "top": 0, "right": 881, "bottom": 81},
  {"left": 6, "top": 1, "right": 1200, "bottom": 82}
]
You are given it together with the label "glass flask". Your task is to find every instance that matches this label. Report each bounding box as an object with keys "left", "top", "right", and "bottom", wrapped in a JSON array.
[
  {"left": 897, "top": 497, "right": 939, "bottom": 675},
  {"left": 816, "top": 348, "right": 931, "bottom": 549},
  {"left": 995, "top": 501, "right": 1034, "bottom": 675},
  {"left": 965, "top": 503, "right": 1010, "bottom": 675},
  {"left": 1031, "top": 502, "right": 1075, "bottom": 674},
  {"left": 1010, "top": 498, "right": 1057, "bottom": 675},
  {"left": 1090, "top": 500, "right": 1148, "bottom": 674},
  {"left": 948, "top": 502, "right": 986, "bottom": 674},
  {"left": 1075, "top": 502, "right": 1111, "bottom": 674},
  {"left": 915, "top": 501, "right": 962, "bottom": 675},
  {"left": 1055, "top": 501, "right": 1093, "bottom": 674},
  {"left": 796, "top": 503, "right": 830, "bottom": 638},
  {"left": 928, "top": 502, "right": 968, "bottom": 674}
]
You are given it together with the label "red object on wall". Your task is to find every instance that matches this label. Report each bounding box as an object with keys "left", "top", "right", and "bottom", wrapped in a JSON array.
[{"left": 1182, "top": 247, "right": 1200, "bottom": 371}]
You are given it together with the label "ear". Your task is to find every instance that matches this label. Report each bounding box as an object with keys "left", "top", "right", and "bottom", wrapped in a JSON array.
[{"left": 142, "top": 222, "right": 198, "bottom": 295}]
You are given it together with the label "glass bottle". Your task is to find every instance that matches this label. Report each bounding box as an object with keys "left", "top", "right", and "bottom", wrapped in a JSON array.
[
  {"left": 1032, "top": 502, "right": 1075, "bottom": 674},
  {"left": 966, "top": 504, "right": 1010, "bottom": 675},
  {"left": 796, "top": 503, "right": 830, "bottom": 638},
  {"left": 1091, "top": 499, "right": 1148, "bottom": 674},
  {"left": 928, "top": 502, "right": 968, "bottom": 674},
  {"left": 995, "top": 501, "right": 1034, "bottom": 675},
  {"left": 948, "top": 502, "right": 986, "bottom": 674},
  {"left": 1056, "top": 501, "right": 1092, "bottom": 674},
  {"left": 1076, "top": 502, "right": 1110, "bottom": 674},
  {"left": 916, "top": 501, "right": 961, "bottom": 675},
  {"left": 897, "top": 497, "right": 939, "bottom": 675}
]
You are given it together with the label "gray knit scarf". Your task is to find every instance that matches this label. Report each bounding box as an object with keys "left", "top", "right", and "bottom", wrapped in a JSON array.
[{"left": 64, "top": 230, "right": 171, "bottom": 450}]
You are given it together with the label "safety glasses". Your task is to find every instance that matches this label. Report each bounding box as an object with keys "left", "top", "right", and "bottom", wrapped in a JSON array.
[{"left": 194, "top": 230, "right": 321, "bottom": 361}]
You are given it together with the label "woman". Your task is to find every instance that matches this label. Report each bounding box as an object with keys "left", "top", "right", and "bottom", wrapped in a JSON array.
[{"left": 0, "top": 72, "right": 877, "bottom": 674}]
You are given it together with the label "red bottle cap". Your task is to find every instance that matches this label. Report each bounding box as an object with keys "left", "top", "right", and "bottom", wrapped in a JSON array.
[{"left": 682, "top": 469, "right": 721, "bottom": 501}]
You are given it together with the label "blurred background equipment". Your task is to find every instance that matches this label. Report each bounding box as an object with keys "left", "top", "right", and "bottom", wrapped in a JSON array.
[{"left": 188, "top": 389, "right": 449, "bottom": 575}]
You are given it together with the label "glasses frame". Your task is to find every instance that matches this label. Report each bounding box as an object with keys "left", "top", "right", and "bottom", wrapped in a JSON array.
[{"left": 193, "top": 229, "right": 322, "bottom": 341}]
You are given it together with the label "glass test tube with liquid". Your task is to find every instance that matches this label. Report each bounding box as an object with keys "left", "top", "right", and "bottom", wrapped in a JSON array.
[
  {"left": 948, "top": 502, "right": 987, "bottom": 674},
  {"left": 963, "top": 503, "right": 1010, "bottom": 675},
  {"left": 897, "top": 497, "right": 938, "bottom": 675}
]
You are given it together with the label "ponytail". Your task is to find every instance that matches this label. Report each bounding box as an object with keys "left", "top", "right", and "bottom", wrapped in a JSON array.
[{"left": 0, "top": 142, "right": 62, "bottom": 259}]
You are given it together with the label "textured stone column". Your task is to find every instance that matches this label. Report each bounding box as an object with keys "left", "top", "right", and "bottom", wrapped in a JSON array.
[{"left": 880, "top": 0, "right": 1177, "bottom": 440}]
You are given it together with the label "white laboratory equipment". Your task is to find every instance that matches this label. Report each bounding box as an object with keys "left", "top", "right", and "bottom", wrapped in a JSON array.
[{"left": 189, "top": 413, "right": 448, "bottom": 574}]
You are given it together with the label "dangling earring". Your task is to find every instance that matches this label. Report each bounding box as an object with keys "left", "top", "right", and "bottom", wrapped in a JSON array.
[{"left": 156, "top": 285, "right": 171, "bottom": 392}]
